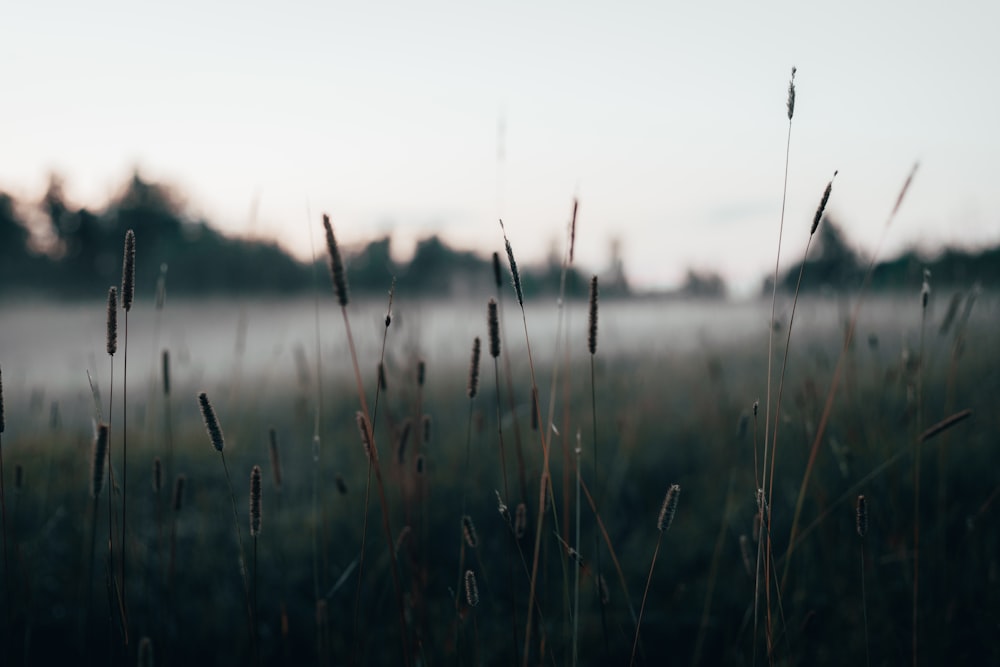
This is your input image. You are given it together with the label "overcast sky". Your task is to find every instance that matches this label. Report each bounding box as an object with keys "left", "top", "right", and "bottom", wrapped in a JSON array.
[{"left": 2, "top": 1, "right": 998, "bottom": 295}]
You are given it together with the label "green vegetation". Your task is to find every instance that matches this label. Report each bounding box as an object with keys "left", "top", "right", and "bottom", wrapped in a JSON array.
[
  {"left": 0, "top": 226, "right": 994, "bottom": 664},
  {"left": 1, "top": 70, "right": 998, "bottom": 667},
  {"left": 2, "top": 172, "right": 998, "bottom": 303}
]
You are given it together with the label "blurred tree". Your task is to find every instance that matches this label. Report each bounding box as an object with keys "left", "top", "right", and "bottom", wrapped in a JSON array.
[
  {"left": 678, "top": 269, "right": 727, "bottom": 299},
  {"left": 776, "top": 215, "right": 862, "bottom": 292}
]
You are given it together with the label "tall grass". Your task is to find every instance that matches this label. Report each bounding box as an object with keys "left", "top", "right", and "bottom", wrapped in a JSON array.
[
  {"left": 0, "top": 69, "right": 997, "bottom": 667},
  {"left": 0, "top": 364, "right": 9, "bottom": 624}
]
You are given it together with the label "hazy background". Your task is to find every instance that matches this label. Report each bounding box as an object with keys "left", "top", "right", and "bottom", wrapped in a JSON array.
[{"left": 3, "top": 0, "right": 999, "bottom": 295}]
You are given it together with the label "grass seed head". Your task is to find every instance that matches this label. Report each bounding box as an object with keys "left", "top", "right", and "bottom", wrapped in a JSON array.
[
  {"left": 322, "top": 213, "right": 349, "bottom": 306},
  {"left": 787, "top": 66, "right": 797, "bottom": 120},
  {"left": 250, "top": 464, "right": 262, "bottom": 537},
  {"left": 197, "top": 392, "right": 225, "bottom": 452},
  {"left": 464, "top": 569, "right": 479, "bottom": 608},
  {"left": 515, "top": 502, "right": 527, "bottom": 540},
  {"left": 269, "top": 427, "right": 282, "bottom": 491},
  {"left": 658, "top": 484, "right": 681, "bottom": 532},
  {"left": 161, "top": 349, "right": 170, "bottom": 395},
  {"left": 588, "top": 275, "right": 599, "bottom": 355},
  {"left": 500, "top": 221, "right": 524, "bottom": 306},
  {"left": 121, "top": 229, "right": 135, "bottom": 312},
  {"left": 172, "top": 475, "right": 185, "bottom": 512},
  {"left": 921, "top": 269, "right": 931, "bottom": 310},
  {"left": 491, "top": 251, "right": 503, "bottom": 290},
  {"left": 488, "top": 298, "right": 500, "bottom": 359},
  {"left": 467, "top": 337, "right": 481, "bottom": 399},
  {"left": 856, "top": 494, "right": 868, "bottom": 538},
  {"left": 811, "top": 171, "right": 837, "bottom": 235},
  {"left": 417, "top": 359, "right": 426, "bottom": 387},
  {"left": 462, "top": 514, "right": 479, "bottom": 549},
  {"left": 106, "top": 287, "right": 118, "bottom": 356}
]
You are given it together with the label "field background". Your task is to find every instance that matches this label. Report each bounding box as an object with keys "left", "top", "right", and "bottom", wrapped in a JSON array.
[{"left": 0, "top": 287, "right": 996, "bottom": 666}]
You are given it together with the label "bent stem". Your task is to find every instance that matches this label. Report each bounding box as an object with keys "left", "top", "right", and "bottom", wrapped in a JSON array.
[
  {"left": 630, "top": 533, "right": 663, "bottom": 667},
  {"left": 339, "top": 304, "right": 410, "bottom": 667}
]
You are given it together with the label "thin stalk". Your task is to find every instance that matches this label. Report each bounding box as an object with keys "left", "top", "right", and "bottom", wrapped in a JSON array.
[
  {"left": 861, "top": 543, "right": 870, "bottom": 667},
  {"left": 219, "top": 451, "right": 255, "bottom": 658},
  {"left": 691, "top": 471, "right": 736, "bottom": 666},
  {"left": 913, "top": 281, "right": 928, "bottom": 667},
  {"left": 760, "top": 72, "right": 795, "bottom": 659},
  {"left": 630, "top": 534, "right": 662, "bottom": 667},
  {"left": 106, "top": 354, "right": 119, "bottom": 646},
  {"left": 121, "top": 311, "right": 129, "bottom": 627},
  {"left": 780, "top": 409, "right": 971, "bottom": 560},
  {"left": 572, "top": 439, "right": 582, "bottom": 667},
  {"left": 590, "top": 350, "right": 610, "bottom": 657},
  {"left": 84, "top": 496, "right": 99, "bottom": 654},
  {"left": 454, "top": 398, "right": 476, "bottom": 615},
  {"left": 305, "top": 202, "right": 324, "bottom": 602},
  {"left": 579, "top": 477, "right": 638, "bottom": 626},
  {"left": 781, "top": 162, "right": 918, "bottom": 589},
  {"left": 499, "top": 221, "right": 561, "bottom": 667},
  {"left": 494, "top": 359, "right": 520, "bottom": 662},
  {"left": 350, "top": 283, "right": 394, "bottom": 664},
  {"left": 763, "top": 228, "right": 814, "bottom": 654},
  {"left": 253, "top": 536, "right": 259, "bottom": 667},
  {"left": 762, "top": 76, "right": 796, "bottom": 537},
  {"left": 339, "top": 304, "right": 409, "bottom": 667},
  {"left": 0, "top": 434, "right": 8, "bottom": 626},
  {"left": 495, "top": 274, "right": 527, "bottom": 503}
]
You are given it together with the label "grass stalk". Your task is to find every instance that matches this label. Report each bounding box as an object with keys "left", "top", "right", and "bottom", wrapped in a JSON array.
[
  {"left": 498, "top": 220, "right": 564, "bottom": 667},
  {"left": 762, "top": 172, "right": 836, "bottom": 653},
  {"left": 912, "top": 270, "right": 930, "bottom": 667},
  {"left": 631, "top": 484, "right": 680, "bottom": 667},
  {"left": 572, "top": 436, "right": 582, "bottom": 667},
  {"left": 197, "top": 392, "right": 255, "bottom": 658},
  {"left": 857, "top": 494, "right": 870, "bottom": 667},
  {"left": 781, "top": 162, "right": 918, "bottom": 589},
  {"left": 323, "top": 214, "right": 409, "bottom": 666},
  {"left": 250, "top": 464, "right": 261, "bottom": 666},
  {"left": 492, "top": 252, "right": 528, "bottom": 504},
  {"left": 0, "top": 364, "right": 9, "bottom": 626},
  {"left": 759, "top": 68, "right": 795, "bottom": 659},
  {"left": 120, "top": 229, "right": 135, "bottom": 628}
]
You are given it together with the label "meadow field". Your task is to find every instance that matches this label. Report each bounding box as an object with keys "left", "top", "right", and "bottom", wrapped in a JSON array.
[{"left": 0, "top": 272, "right": 996, "bottom": 665}]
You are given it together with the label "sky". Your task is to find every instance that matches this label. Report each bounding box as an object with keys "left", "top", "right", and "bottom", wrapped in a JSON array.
[{"left": 2, "top": 1, "right": 998, "bottom": 295}]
